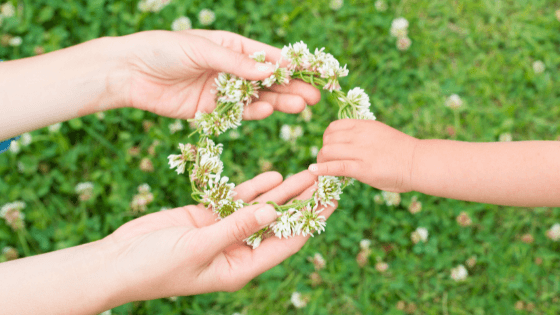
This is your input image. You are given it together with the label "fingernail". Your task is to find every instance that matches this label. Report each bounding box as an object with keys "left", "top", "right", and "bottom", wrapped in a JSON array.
[
  {"left": 308, "top": 164, "right": 318, "bottom": 173},
  {"left": 255, "top": 205, "right": 277, "bottom": 225},
  {"left": 256, "top": 63, "right": 272, "bottom": 72}
]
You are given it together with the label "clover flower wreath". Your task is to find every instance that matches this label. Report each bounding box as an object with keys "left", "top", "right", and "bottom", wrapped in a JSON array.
[{"left": 168, "top": 42, "right": 376, "bottom": 248}]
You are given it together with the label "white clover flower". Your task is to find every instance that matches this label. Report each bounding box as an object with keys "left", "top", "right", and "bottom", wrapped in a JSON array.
[
  {"left": 249, "top": 50, "right": 266, "bottom": 63},
  {"left": 290, "top": 292, "right": 308, "bottom": 309},
  {"left": 244, "top": 233, "right": 262, "bottom": 249},
  {"left": 329, "top": 0, "right": 343, "bottom": 11},
  {"left": 8, "top": 36, "right": 22, "bottom": 47},
  {"left": 546, "top": 223, "right": 560, "bottom": 241},
  {"left": 396, "top": 36, "right": 412, "bottom": 51},
  {"left": 381, "top": 191, "right": 401, "bottom": 206},
  {"left": 556, "top": 9, "right": 560, "bottom": 22},
  {"left": 131, "top": 184, "right": 154, "bottom": 213},
  {"left": 296, "top": 206, "right": 327, "bottom": 237},
  {"left": 532, "top": 60, "right": 545, "bottom": 74},
  {"left": 308, "top": 253, "right": 326, "bottom": 270},
  {"left": 375, "top": 261, "right": 389, "bottom": 273},
  {"left": 0, "top": 201, "right": 26, "bottom": 230},
  {"left": 159, "top": 207, "right": 170, "bottom": 211},
  {"left": 168, "top": 143, "right": 197, "bottom": 174},
  {"left": 450, "top": 264, "right": 468, "bottom": 282},
  {"left": 408, "top": 196, "right": 422, "bottom": 214},
  {"left": 341, "top": 87, "right": 374, "bottom": 119},
  {"left": 390, "top": 17, "right": 409, "bottom": 38},
  {"left": 198, "top": 9, "right": 215, "bottom": 26},
  {"left": 171, "top": 16, "right": 192, "bottom": 31},
  {"left": 281, "top": 41, "right": 311, "bottom": 71},
  {"left": 272, "top": 208, "right": 300, "bottom": 239},
  {"left": 315, "top": 176, "right": 342, "bottom": 208},
  {"left": 445, "top": 94, "right": 463, "bottom": 109},
  {"left": 48, "top": 122, "right": 62, "bottom": 133},
  {"left": 75, "top": 182, "right": 94, "bottom": 195},
  {"left": 1, "top": 2, "right": 15, "bottom": 17},
  {"left": 310, "top": 146, "right": 319, "bottom": 157},
  {"left": 96, "top": 112, "right": 105, "bottom": 119},
  {"left": 411, "top": 227, "right": 428, "bottom": 244},
  {"left": 2, "top": 246, "right": 18, "bottom": 260},
  {"left": 375, "top": 0, "right": 387, "bottom": 11},
  {"left": 169, "top": 119, "right": 184, "bottom": 134},
  {"left": 300, "top": 106, "right": 313, "bottom": 122},
  {"left": 138, "top": 183, "right": 151, "bottom": 194},
  {"left": 360, "top": 239, "right": 371, "bottom": 250},
  {"left": 499, "top": 132, "right": 512, "bottom": 142},
  {"left": 99, "top": 311, "right": 112, "bottom": 315},
  {"left": 279, "top": 125, "right": 303, "bottom": 143},
  {"left": 202, "top": 176, "right": 240, "bottom": 217},
  {"left": 20, "top": 133, "right": 32, "bottom": 146},
  {"left": 262, "top": 62, "right": 291, "bottom": 87},
  {"left": 137, "top": 0, "right": 171, "bottom": 12},
  {"left": 9, "top": 141, "right": 20, "bottom": 154},
  {"left": 16, "top": 161, "right": 25, "bottom": 173},
  {"left": 317, "top": 55, "right": 348, "bottom": 92}
]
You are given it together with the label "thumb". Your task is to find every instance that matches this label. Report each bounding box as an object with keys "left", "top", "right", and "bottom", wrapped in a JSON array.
[
  {"left": 202, "top": 204, "right": 277, "bottom": 254},
  {"left": 198, "top": 40, "right": 274, "bottom": 81},
  {"left": 308, "top": 160, "right": 360, "bottom": 178}
]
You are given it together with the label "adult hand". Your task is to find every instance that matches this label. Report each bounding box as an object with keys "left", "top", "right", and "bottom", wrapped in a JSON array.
[
  {"left": 119, "top": 30, "right": 321, "bottom": 121},
  {"left": 105, "top": 170, "right": 336, "bottom": 303}
]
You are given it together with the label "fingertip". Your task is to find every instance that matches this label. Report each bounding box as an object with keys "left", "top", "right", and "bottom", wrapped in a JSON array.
[
  {"left": 244, "top": 102, "right": 274, "bottom": 120},
  {"left": 308, "top": 164, "right": 319, "bottom": 174},
  {"left": 263, "top": 171, "right": 283, "bottom": 185}
]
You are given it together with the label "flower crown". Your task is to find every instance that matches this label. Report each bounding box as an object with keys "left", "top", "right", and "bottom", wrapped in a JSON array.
[{"left": 168, "top": 41, "right": 376, "bottom": 248}]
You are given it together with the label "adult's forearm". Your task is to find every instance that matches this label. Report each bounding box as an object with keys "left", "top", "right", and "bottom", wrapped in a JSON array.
[
  {"left": 0, "top": 239, "right": 129, "bottom": 315},
  {"left": 411, "top": 139, "right": 560, "bottom": 207},
  {"left": 0, "top": 37, "right": 129, "bottom": 140}
]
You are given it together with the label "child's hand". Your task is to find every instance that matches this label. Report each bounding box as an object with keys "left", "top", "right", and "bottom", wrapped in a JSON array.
[{"left": 309, "top": 119, "right": 419, "bottom": 193}]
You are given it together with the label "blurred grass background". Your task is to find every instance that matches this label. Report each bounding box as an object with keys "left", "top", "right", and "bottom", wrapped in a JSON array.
[{"left": 1, "top": 0, "right": 560, "bottom": 314}]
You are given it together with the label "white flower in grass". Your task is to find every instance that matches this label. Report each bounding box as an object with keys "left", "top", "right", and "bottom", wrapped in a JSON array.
[
  {"left": 317, "top": 56, "right": 348, "bottom": 92},
  {"left": 300, "top": 106, "right": 312, "bottom": 122},
  {"left": 445, "top": 94, "right": 463, "bottom": 109},
  {"left": 310, "top": 146, "right": 319, "bottom": 157},
  {"left": 96, "top": 112, "right": 105, "bottom": 120},
  {"left": 249, "top": 50, "right": 266, "bottom": 63},
  {"left": 381, "top": 191, "right": 401, "bottom": 206},
  {"left": 1, "top": 2, "right": 15, "bottom": 17},
  {"left": 198, "top": 9, "right": 215, "bottom": 26},
  {"left": 99, "top": 310, "right": 112, "bottom": 315},
  {"left": 159, "top": 207, "right": 170, "bottom": 211},
  {"left": 171, "top": 16, "right": 192, "bottom": 31},
  {"left": 137, "top": 0, "right": 171, "bottom": 13},
  {"left": 375, "top": 0, "right": 387, "bottom": 11},
  {"left": 9, "top": 141, "right": 20, "bottom": 154},
  {"left": 48, "top": 123, "right": 62, "bottom": 133},
  {"left": 556, "top": 9, "right": 560, "bottom": 22},
  {"left": 315, "top": 176, "right": 342, "bottom": 208},
  {"left": 341, "top": 87, "right": 375, "bottom": 119},
  {"left": 376, "top": 261, "right": 389, "bottom": 273},
  {"left": 360, "top": 239, "right": 371, "bottom": 250},
  {"left": 329, "top": 0, "right": 343, "bottom": 11},
  {"left": 290, "top": 292, "right": 308, "bottom": 309},
  {"left": 280, "top": 125, "right": 303, "bottom": 143},
  {"left": 308, "top": 253, "right": 326, "bottom": 270},
  {"left": 169, "top": 119, "right": 184, "bottom": 134},
  {"left": 8, "top": 36, "right": 22, "bottom": 47},
  {"left": 411, "top": 227, "right": 428, "bottom": 244},
  {"left": 75, "top": 182, "right": 94, "bottom": 197},
  {"left": 532, "top": 60, "right": 545, "bottom": 74},
  {"left": 168, "top": 143, "right": 197, "bottom": 174},
  {"left": 450, "top": 264, "right": 468, "bottom": 281},
  {"left": 0, "top": 201, "right": 26, "bottom": 231},
  {"left": 20, "top": 133, "right": 32, "bottom": 146},
  {"left": 131, "top": 184, "right": 154, "bottom": 213},
  {"left": 396, "top": 36, "right": 412, "bottom": 51},
  {"left": 390, "top": 17, "right": 409, "bottom": 38},
  {"left": 138, "top": 183, "right": 151, "bottom": 194},
  {"left": 546, "top": 223, "right": 560, "bottom": 241},
  {"left": 499, "top": 132, "right": 512, "bottom": 142}
]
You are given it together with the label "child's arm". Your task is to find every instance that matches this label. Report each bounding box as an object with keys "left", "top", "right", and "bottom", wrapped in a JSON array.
[{"left": 309, "top": 119, "right": 560, "bottom": 207}]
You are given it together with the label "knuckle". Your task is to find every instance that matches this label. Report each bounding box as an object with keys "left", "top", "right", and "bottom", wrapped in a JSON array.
[{"left": 229, "top": 220, "right": 252, "bottom": 244}]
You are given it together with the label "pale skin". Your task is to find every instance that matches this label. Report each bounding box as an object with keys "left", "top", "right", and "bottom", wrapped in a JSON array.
[
  {"left": 0, "top": 171, "right": 335, "bottom": 314},
  {"left": 309, "top": 119, "right": 560, "bottom": 207},
  {"left": 0, "top": 30, "right": 330, "bottom": 313}
]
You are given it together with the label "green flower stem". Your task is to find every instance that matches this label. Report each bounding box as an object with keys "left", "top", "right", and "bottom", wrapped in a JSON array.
[{"left": 17, "top": 229, "right": 31, "bottom": 257}]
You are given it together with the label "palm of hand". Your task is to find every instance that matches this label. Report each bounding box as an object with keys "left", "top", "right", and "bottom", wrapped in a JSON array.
[{"left": 106, "top": 171, "right": 336, "bottom": 300}]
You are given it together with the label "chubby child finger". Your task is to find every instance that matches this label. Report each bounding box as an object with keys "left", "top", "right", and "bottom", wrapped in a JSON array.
[{"left": 308, "top": 160, "right": 360, "bottom": 178}]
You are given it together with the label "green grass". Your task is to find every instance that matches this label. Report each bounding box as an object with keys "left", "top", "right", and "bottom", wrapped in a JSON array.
[{"left": 1, "top": 0, "right": 560, "bottom": 314}]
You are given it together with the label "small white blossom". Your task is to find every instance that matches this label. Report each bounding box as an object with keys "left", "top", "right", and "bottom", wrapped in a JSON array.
[
  {"left": 249, "top": 51, "right": 266, "bottom": 63},
  {"left": 546, "top": 223, "right": 560, "bottom": 241},
  {"left": 99, "top": 311, "right": 112, "bottom": 315},
  {"left": 445, "top": 94, "right": 463, "bottom": 109},
  {"left": 390, "top": 17, "right": 409, "bottom": 38},
  {"left": 376, "top": 261, "right": 389, "bottom": 273},
  {"left": 20, "top": 133, "right": 32, "bottom": 146},
  {"left": 9, "top": 141, "right": 20, "bottom": 154},
  {"left": 329, "top": 0, "right": 343, "bottom": 11},
  {"left": 8, "top": 36, "right": 22, "bottom": 47},
  {"left": 381, "top": 191, "right": 401, "bottom": 206},
  {"left": 296, "top": 206, "right": 327, "bottom": 237},
  {"left": 499, "top": 132, "right": 512, "bottom": 142},
  {"left": 532, "top": 60, "right": 545, "bottom": 74},
  {"left": 1, "top": 2, "right": 15, "bottom": 17},
  {"left": 291, "top": 292, "right": 308, "bottom": 309},
  {"left": 308, "top": 253, "right": 326, "bottom": 270},
  {"left": 279, "top": 125, "right": 303, "bottom": 143},
  {"left": 340, "top": 87, "right": 375, "bottom": 119},
  {"left": 169, "top": 119, "right": 184, "bottom": 134},
  {"left": 96, "top": 112, "right": 105, "bottom": 120},
  {"left": 310, "top": 146, "right": 319, "bottom": 157},
  {"left": 244, "top": 233, "right": 262, "bottom": 249},
  {"left": 396, "top": 36, "right": 412, "bottom": 51},
  {"left": 451, "top": 264, "right": 468, "bottom": 282},
  {"left": 137, "top": 0, "right": 171, "bottom": 13},
  {"left": 168, "top": 143, "right": 197, "bottom": 174},
  {"left": 0, "top": 201, "right": 26, "bottom": 230},
  {"left": 281, "top": 41, "right": 311, "bottom": 71},
  {"left": 75, "top": 182, "right": 94, "bottom": 195},
  {"left": 300, "top": 106, "right": 312, "bottom": 122},
  {"left": 198, "top": 9, "right": 215, "bottom": 26},
  {"left": 315, "top": 176, "right": 342, "bottom": 208},
  {"left": 360, "top": 239, "right": 371, "bottom": 250},
  {"left": 272, "top": 208, "right": 300, "bottom": 239},
  {"left": 48, "top": 123, "right": 62, "bottom": 133},
  {"left": 375, "top": 0, "right": 387, "bottom": 11},
  {"left": 171, "top": 16, "right": 192, "bottom": 31},
  {"left": 411, "top": 227, "right": 428, "bottom": 244},
  {"left": 556, "top": 9, "right": 560, "bottom": 22}
]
